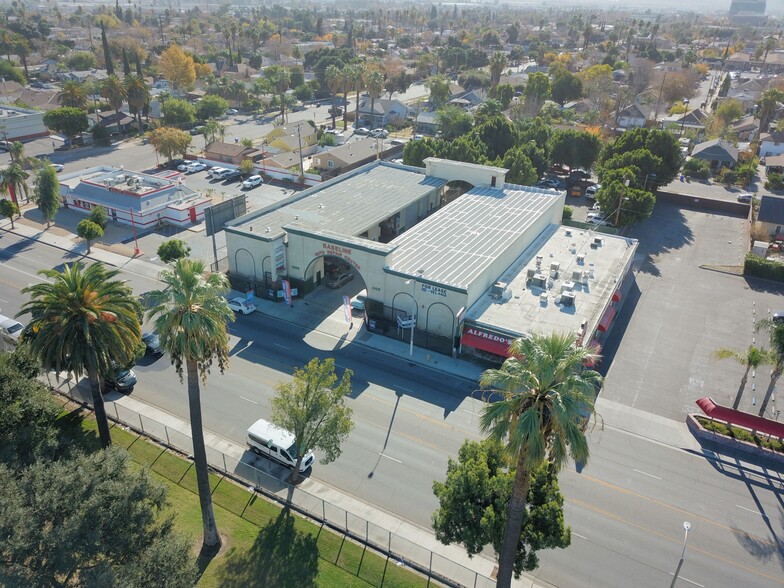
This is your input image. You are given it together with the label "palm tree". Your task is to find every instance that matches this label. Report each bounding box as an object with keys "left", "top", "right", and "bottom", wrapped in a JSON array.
[
  {"left": 203, "top": 118, "right": 226, "bottom": 145},
  {"left": 754, "top": 320, "right": 784, "bottom": 418},
  {"left": 349, "top": 63, "right": 366, "bottom": 128},
  {"left": 366, "top": 70, "right": 385, "bottom": 129},
  {"left": 101, "top": 74, "right": 128, "bottom": 136},
  {"left": 489, "top": 51, "right": 507, "bottom": 88},
  {"left": 758, "top": 89, "right": 784, "bottom": 133},
  {"left": 125, "top": 74, "right": 150, "bottom": 134},
  {"left": 0, "top": 163, "right": 30, "bottom": 205},
  {"left": 340, "top": 66, "right": 351, "bottom": 130},
  {"left": 479, "top": 332, "right": 601, "bottom": 588},
  {"left": 58, "top": 80, "right": 88, "bottom": 109},
  {"left": 713, "top": 346, "right": 772, "bottom": 409},
  {"left": 8, "top": 141, "right": 24, "bottom": 166},
  {"left": 19, "top": 262, "right": 141, "bottom": 449},
  {"left": 147, "top": 258, "right": 235, "bottom": 551},
  {"left": 325, "top": 64, "right": 342, "bottom": 129}
]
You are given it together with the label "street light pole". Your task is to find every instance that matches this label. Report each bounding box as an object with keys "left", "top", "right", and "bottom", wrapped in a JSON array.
[
  {"left": 614, "top": 177, "right": 631, "bottom": 227},
  {"left": 405, "top": 278, "right": 417, "bottom": 357},
  {"left": 680, "top": 99, "right": 690, "bottom": 136},
  {"left": 669, "top": 521, "right": 692, "bottom": 588},
  {"left": 643, "top": 173, "right": 657, "bottom": 191}
]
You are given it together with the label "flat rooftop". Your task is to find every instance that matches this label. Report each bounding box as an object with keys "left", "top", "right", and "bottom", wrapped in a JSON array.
[
  {"left": 231, "top": 161, "right": 446, "bottom": 240},
  {"left": 466, "top": 225, "right": 638, "bottom": 338},
  {"left": 385, "top": 184, "right": 562, "bottom": 289}
]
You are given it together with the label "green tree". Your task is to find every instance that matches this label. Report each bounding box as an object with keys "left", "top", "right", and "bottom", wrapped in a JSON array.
[
  {"left": 754, "top": 320, "right": 784, "bottom": 418},
  {"left": 100, "top": 20, "right": 114, "bottom": 75},
  {"left": 757, "top": 89, "right": 784, "bottom": 133},
  {"left": 473, "top": 99, "right": 504, "bottom": 126},
  {"left": 433, "top": 439, "right": 570, "bottom": 575},
  {"left": 524, "top": 72, "right": 551, "bottom": 116},
  {"left": 125, "top": 74, "right": 150, "bottom": 133},
  {"left": 203, "top": 118, "right": 226, "bottom": 145},
  {"left": 20, "top": 262, "right": 142, "bottom": 449},
  {"left": 58, "top": 80, "right": 89, "bottom": 109},
  {"left": 713, "top": 346, "right": 772, "bottom": 409},
  {"left": 67, "top": 50, "right": 97, "bottom": 71},
  {"left": 347, "top": 62, "right": 366, "bottom": 128},
  {"left": 163, "top": 98, "right": 196, "bottom": 129},
  {"left": 76, "top": 219, "right": 104, "bottom": 254},
  {"left": 148, "top": 127, "right": 192, "bottom": 163},
  {"left": 43, "top": 107, "right": 90, "bottom": 145},
  {"left": 489, "top": 51, "right": 507, "bottom": 87},
  {"left": 425, "top": 75, "right": 451, "bottom": 108},
  {"left": 550, "top": 65, "right": 583, "bottom": 105},
  {"left": 491, "top": 83, "right": 516, "bottom": 109},
  {"left": 147, "top": 258, "right": 234, "bottom": 551},
  {"left": 100, "top": 74, "right": 127, "bottom": 135},
  {"left": 436, "top": 105, "right": 473, "bottom": 141},
  {"left": 0, "top": 163, "right": 29, "bottom": 206},
  {"left": 88, "top": 204, "right": 108, "bottom": 230},
  {"left": 599, "top": 128, "right": 682, "bottom": 186},
  {"left": 0, "top": 59, "right": 26, "bottom": 84},
  {"left": 0, "top": 448, "right": 196, "bottom": 586},
  {"left": 32, "top": 164, "right": 60, "bottom": 228},
  {"left": 156, "top": 239, "right": 191, "bottom": 263},
  {"left": 196, "top": 94, "right": 229, "bottom": 121},
  {"left": 501, "top": 146, "right": 537, "bottom": 185},
  {"left": 271, "top": 357, "right": 354, "bottom": 484},
  {"left": 366, "top": 70, "right": 385, "bottom": 128},
  {"left": 0, "top": 197, "right": 20, "bottom": 229},
  {"left": 472, "top": 116, "right": 518, "bottom": 160},
  {"left": 596, "top": 179, "right": 655, "bottom": 226},
  {"left": 403, "top": 137, "right": 439, "bottom": 167},
  {"left": 549, "top": 129, "right": 601, "bottom": 170},
  {"left": 479, "top": 332, "right": 601, "bottom": 587},
  {"left": 325, "top": 64, "right": 343, "bottom": 129}
]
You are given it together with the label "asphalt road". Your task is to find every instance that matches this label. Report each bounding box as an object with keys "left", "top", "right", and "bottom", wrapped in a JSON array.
[{"left": 2, "top": 231, "right": 783, "bottom": 588}]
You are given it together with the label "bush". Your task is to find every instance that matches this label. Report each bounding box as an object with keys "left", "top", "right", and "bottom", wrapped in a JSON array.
[
  {"left": 714, "top": 166, "right": 737, "bottom": 186},
  {"left": 683, "top": 158, "right": 710, "bottom": 180},
  {"left": 744, "top": 252, "right": 784, "bottom": 282},
  {"left": 318, "top": 133, "right": 336, "bottom": 147},
  {"left": 88, "top": 205, "right": 108, "bottom": 230},
  {"left": 696, "top": 416, "right": 784, "bottom": 454},
  {"left": 730, "top": 427, "right": 755, "bottom": 443},
  {"left": 765, "top": 172, "right": 784, "bottom": 191},
  {"left": 562, "top": 205, "right": 573, "bottom": 220}
]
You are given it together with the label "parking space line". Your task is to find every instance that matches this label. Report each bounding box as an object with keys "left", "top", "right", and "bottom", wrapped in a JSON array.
[
  {"left": 239, "top": 396, "right": 258, "bottom": 405},
  {"left": 633, "top": 468, "right": 662, "bottom": 480}
]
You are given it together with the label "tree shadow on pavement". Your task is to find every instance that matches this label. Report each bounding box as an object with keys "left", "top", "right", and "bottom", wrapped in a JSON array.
[
  {"left": 628, "top": 201, "right": 694, "bottom": 278},
  {"left": 215, "top": 508, "right": 319, "bottom": 588}
]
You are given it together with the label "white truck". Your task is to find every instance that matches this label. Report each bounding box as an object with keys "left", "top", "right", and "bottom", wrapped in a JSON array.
[{"left": 246, "top": 418, "right": 314, "bottom": 473}]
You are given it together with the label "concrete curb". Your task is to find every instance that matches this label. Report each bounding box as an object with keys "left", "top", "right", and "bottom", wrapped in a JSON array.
[{"left": 686, "top": 414, "right": 784, "bottom": 465}]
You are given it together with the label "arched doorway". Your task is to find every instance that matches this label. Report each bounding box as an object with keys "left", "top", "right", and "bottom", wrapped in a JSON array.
[
  {"left": 301, "top": 254, "right": 367, "bottom": 309},
  {"left": 425, "top": 302, "right": 456, "bottom": 355},
  {"left": 443, "top": 180, "right": 474, "bottom": 206}
]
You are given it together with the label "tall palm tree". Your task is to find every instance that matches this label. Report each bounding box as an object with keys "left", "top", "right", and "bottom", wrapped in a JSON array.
[
  {"left": 489, "top": 51, "right": 507, "bottom": 88},
  {"left": 19, "top": 262, "right": 141, "bottom": 449},
  {"left": 754, "top": 320, "right": 784, "bottom": 417},
  {"left": 349, "top": 63, "right": 366, "bottom": 127},
  {"left": 203, "top": 118, "right": 226, "bottom": 145},
  {"left": 8, "top": 141, "right": 24, "bottom": 166},
  {"left": 147, "top": 258, "right": 235, "bottom": 551},
  {"left": 758, "top": 89, "right": 784, "bottom": 133},
  {"left": 0, "top": 163, "right": 30, "bottom": 205},
  {"left": 125, "top": 74, "right": 150, "bottom": 134},
  {"left": 325, "top": 64, "right": 342, "bottom": 129},
  {"left": 58, "top": 80, "right": 88, "bottom": 109},
  {"left": 340, "top": 65, "right": 351, "bottom": 130},
  {"left": 713, "top": 346, "right": 772, "bottom": 409},
  {"left": 366, "top": 70, "right": 385, "bottom": 129},
  {"left": 479, "top": 332, "right": 601, "bottom": 588},
  {"left": 101, "top": 74, "right": 127, "bottom": 136}
]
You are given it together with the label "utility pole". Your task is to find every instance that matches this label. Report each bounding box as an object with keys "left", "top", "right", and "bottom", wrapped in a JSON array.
[
  {"left": 296, "top": 124, "right": 304, "bottom": 184},
  {"left": 654, "top": 72, "right": 667, "bottom": 120}
]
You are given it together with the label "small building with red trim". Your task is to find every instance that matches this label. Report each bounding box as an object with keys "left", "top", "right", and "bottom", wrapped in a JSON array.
[
  {"left": 58, "top": 165, "right": 212, "bottom": 229},
  {"left": 0, "top": 105, "right": 48, "bottom": 142}
]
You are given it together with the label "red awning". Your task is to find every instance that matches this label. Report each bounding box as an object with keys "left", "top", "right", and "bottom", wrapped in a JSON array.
[
  {"left": 612, "top": 290, "right": 622, "bottom": 302},
  {"left": 597, "top": 307, "right": 617, "bottom": 332},
  {"left": 462, "top": 327, "right": 514, "bottom": 357},
  {"left": 696, "top": 397, "right": 784, "bottom": 438}
]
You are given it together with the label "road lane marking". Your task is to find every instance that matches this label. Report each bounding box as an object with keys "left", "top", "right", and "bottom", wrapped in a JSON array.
[
  {"left": 239, "top": 396, "right": 258, "bottom": 405},
  {"left": 0, "top": 296, "right": 7, "bottom": 303},
  {"left": 378, "top": 452, "right": 402, "bottom": 464},
  {"left": 570, "top": 497, "right": 782, "bottom": 584},
  {"left": 273, "top": 343, "right": 290, "bottom": 350},
  {"left": 633, "top": 468, "right": 662, "bottom": 480},
  {"left": 676, "top": 576, "right": 704, "bottom": 588},
  {"left": 736, "top": 504, "right": 765, "bottom": 517},
  {"left": 573, "top": 532, "right": 588, "bottom": 540},
  {"left": 0, "top": 261, "right": 51, "bottom": 282}
]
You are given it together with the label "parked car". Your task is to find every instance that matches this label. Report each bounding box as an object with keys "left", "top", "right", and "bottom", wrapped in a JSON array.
[
  {"left": 227, "top": 297, "right": 256, "bottom": 314},
  {"left": 350, "top": 289, "right": 367, "bottom": 312},
  {"left": 737, "top": 192, "right": 753, "bottom": 203},
  {"left": 325, "top": 260, "right": 350, "bottom": 276},
  {"left": 390, "top": 139, "right": 406, "bottom": 146},
  {"left": 0, "top": 140, "right": 10, "bottom": 151},
  {"left": 177, "top": 162, "right": 190, "bottom": 172},
  {"left": 52, "top": 164, "right": 64, "bottom": 172},
  {"left": 186, "top": 162, "right": 207, "bottom": 173},
  {"left": 569, "top": 169, "right": 591, "bottom": 180},
  {"left": 211, "top": 168, "right": 233, "bottom": 180},
  {"left": 370, "top": 128, "right": 389, "bottom": 138},
  {"left": 242, "top": 175, "right": 263, "bottom": 189},
  {"left": 585, "top": 184, "right": 600, "bottom": 199},
  {"left": 413, "top": 134, "right": 424, "bottom": 140},
  {"left": 141, "top": 332, "right": 164, "bottom": 357},
  {"left": 325, "top": 272, "right": 355, "bottom": 289},
  {"left": 104, "top": 367, "right": 137, "bottom": 393},
  {"left": 328, "top": 105, "right": 344, "bottom": 115},
  {"left": 164, "top": 158, "right": 185, "bottom": 170},
  {"left": 591, "top": 202, "right": 602, "bottom": 212},
  {"left": 222, "top": 169, "right": 241, "bottom": 182},
  {"left": 772, "top": 312, "right": 784, "bottom": 323},
  {"left": 190, "top": 126, "right": 206, "bottom": 136},
  {"left": 550, "top": 163, "right": 571, "bottom": 176},
  {"left": 226, "top": 108, "right": 239, "bottom": 115},
  {"left": 354, "top": 127, "right": 370, "bottom": 135},
  {"left": 207, "top": 167, "right": 226, "bottom": 178},
  {"left": 587, "top": 214, "right": 613, "bottom": 226}
]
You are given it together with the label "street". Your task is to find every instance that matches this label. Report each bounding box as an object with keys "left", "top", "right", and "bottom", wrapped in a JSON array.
[{"left": 1, "top": 230, "right": 782, "bottom": 588}]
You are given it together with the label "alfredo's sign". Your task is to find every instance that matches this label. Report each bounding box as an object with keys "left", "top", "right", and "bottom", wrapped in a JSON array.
[{"left": 461, "top": 326, "right": 514, "bottom": 357}]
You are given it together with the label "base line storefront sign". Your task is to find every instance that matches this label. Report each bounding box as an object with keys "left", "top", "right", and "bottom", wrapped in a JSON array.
[{"left": 461, "top": 326, "right": 515, "bottom": 357}]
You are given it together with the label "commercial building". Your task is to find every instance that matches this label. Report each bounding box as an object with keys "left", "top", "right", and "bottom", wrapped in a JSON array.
[
  {"left": 225, "top": 158, "right": 637, "bottom": 359},
  {"left": 58, "top": 165, "right": 212, "bottom": 229},
  {"left": 0, "top": 105, "right": 48, "bottom": 142}
]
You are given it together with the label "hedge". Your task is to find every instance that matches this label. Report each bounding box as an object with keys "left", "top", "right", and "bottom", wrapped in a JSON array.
[
  {"left": 743, "top": 252, "right": 784, "bottom": 282},
  {"left": 695, "top": 416, "right": 784, "bottom": 453}
]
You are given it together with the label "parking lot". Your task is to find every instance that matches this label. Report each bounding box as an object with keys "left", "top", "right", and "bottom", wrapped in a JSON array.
[{"left": 601, "top": 200, "right": 784, "bottom": 420}]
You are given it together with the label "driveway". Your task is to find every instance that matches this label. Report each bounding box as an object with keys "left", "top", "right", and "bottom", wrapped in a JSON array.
[{"left": 601, "top": 200, "right": 784, "bottom": 420}]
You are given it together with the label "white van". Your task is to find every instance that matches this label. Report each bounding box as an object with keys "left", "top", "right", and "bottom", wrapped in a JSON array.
[
  {"left": 0, "top": 314, "right": 24, "bottom": 346},
  {"left": 246, "top": 418, "right": 315, "bottom": 472},
  {"left": 211, "top": 168, "right": 233, "bottom": 180}
]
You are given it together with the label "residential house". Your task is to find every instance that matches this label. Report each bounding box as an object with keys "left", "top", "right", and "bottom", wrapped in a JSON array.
[
  {"left": 760, "top": 131, "right": 784, "bottom": 159},
  {"left": 725, "top": 81, "right": 763, "bottom": 113},
  {"left": 757, "top": 194, "right": 784, "bottom": 237},
  {"left": 16, "top": 88, "right": 61, "bottom": 111},
  {"left": 416, "top": 111, "right": 439, "bottom": 135},
  {"left": 690, "top": 139, "right": 739, "bottom": 169},
  {"left": 95, "top": 110, "right": 136, "bottom": 134},
  {"left": 661, "top": 108, "right": 709, "bottom": 136},
  {"left": 763, "top": 154, "right": 784, "bottom": 174},
  {"left": 357, "top": 96, "right": 408, "bottom": 128},
  {"left": 448, "top": 89, "right": 486, "bottom": 109},
  {"left": 312, "top": 137, "right": 395, "bottom": 177},
  {"left": 265, "top": 121, "right": 317, "bottom": 154},
  {"left": 562, "top": 100, "right": 592, "bottom": 116},
  {"left": 617, "top": 103, "right": 653, "bottom": 129},
  {"left": 204, "top": 142, "right": 263, "bottom": 165},
  {"left": 57, "top": 69, "right": 109, "bottom": 84},
  {"left": 731, "top": 116, "right": 759, "bottom": 142}
]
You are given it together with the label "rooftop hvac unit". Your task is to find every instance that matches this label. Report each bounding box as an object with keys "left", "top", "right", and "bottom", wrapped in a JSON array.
[
  {"left": 594, "top": 237, "right": 603, "bottom": 246},
  {"left": 565, "top": 229, "right": 572, "bottom": 237},
  {"left": 561, "top": 281, "right": 574, "bottom": 293},
  {"left": 550, "top": 261, "right": 560, "bottom": 272},
  {"left": 539, "top": 292, "right": 548, "bottom": 304},
  {"left": 535, "top": 255, "right": 543, "bottom": 268},
  {"left": 107, "top": 178, "right": 115, "bottom": 187},
  {"left": 526, "top": 267, "right": 537, "bottom": 279},
  {"left": 531, "top": 273, "right": 547, "bottom": 289},
  {"left": 572, "top": 269, "right": 582, "bottom": 281},
  {"left": 561, "top": 292, "right": 576, "bottom": 306},
  {"left": 491, "top": 281, "right": 507, "bottom": 299},
  {"left": 126, "top": 176, "right": 134, "bottom": 186},
  {"left": 577, "top": 253, "right": 585, "bottom": 265},
  {"left": 550, "top": 268, "right": 559, "bottom": 279}
]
